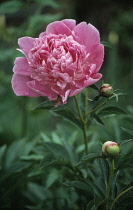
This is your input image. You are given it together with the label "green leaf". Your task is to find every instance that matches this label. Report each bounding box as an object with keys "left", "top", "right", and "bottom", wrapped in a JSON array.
[
  {"left": 101, "top": 41, "right": 112, "bottom": 48},
  {"left": 90, "top": 113, "right": 104, "bottom": 125},
  {"left": 52, "top": 107, "right": 83, "bottom": 129},
  {"left": 121, "top": 127, "right": 133, "bottom": 136},
  {"left": 95, "top": 197, "right": 110, "bottom": 209},
  {"left": 0, "top": 145, "right": 6, "bottom": 170},
  {"left": 6, "top": 162, "right": 31, "bottom": 174},
  {"left": 40, "top": 152, "right": 57, "bottom": 168},
  {"left": 26, "top": 182, "right": 46, "bottom": 201},
  {"left": 93, "top": 95, "right": 101, "bottom": 101},
  {"left": 98, "top": 157, "right": 109, "bottom": 188},
  {"left": 76, "top": 153, "right": 103, "bottom": 166},
  {"left": 32, "top": 100, "right": 54, "bottom": 110},
  {"left": 64, "top": 181, "right": 93, "bottom": 193},
  {"left": 5, "top": 139, "right": 27, "bottom": 168},
  {"left": 89, "top": 84, "right": 99, "bottom": 91},
  {"left": 0, "top": 1, "right": 23, "bottom": 13},
  {"left": 119, "top": 139, "right": 133, "bottom": 147},
  {"left": 117, "top": 163, "right": 133, "bottom": 170},
  {"left": 98, "top": 106, "right": 128, "bottom": 117},
  {"left": 45, "top": 169, "right": 59, "bottom": 188},
  {"left": 33, "top": 0, "right": 61, "bottom": 8},
  {"left": 86, "top": 200, "right": 95, "bottom": 210},
  {"left": 42, "top": 142, "right": 70, "bottom": 160}
]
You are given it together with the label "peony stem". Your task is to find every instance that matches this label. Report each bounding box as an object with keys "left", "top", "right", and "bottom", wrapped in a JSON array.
[
  {"left": 105, "top": 159, "right": 115, "bottom": 210},
  {"left": 86, "top": 99, "right": 108, "bottom": 117},
  {"left": 83, "top": 124, "right": 88, "bottom": 155},
  {"left": 74, "top": 95, "right": 88, "bottom": 155},
  {"left": 74, "top": 95, "right": 84, "bottom": 122},
  {"left": 84, "top": 88, "right": 89, "bottom": 154}
]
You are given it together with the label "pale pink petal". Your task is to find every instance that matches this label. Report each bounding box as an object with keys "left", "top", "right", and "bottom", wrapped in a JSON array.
[
  {"left": 13, "top": 57, "right": 30, "bottom": 76},
  {"left": 18, "top": 37, "right": 35, "bottom": 56},
  {"left": 74, "top": 22, "right": 100, "bottom": 52},
  {"left": 51, "top": 85, "right": 71, "bottom": 103},
  {"left": 61, "top": 19, "right": 76, "bottom": 30},
  {"left": 69, "top": 87, "right": 84, "bottom": 96},
  {"left": 94, "top": 44, "right": 104, "bottom": 71},
  {"left": 27, "top": 81, "right": 57, "bottom": 100},
  {"left": 84, "top": 73, "right": 102, "bottom": 87},
  {"left": 46, "top": 21, "right": 72, "bottom": 36},
  {"left": 12, "top": 74, "right": 39, "bottom": 97},
  {"left": 39, "top": 32, "right": 46, "bottom": 38},
  {"left": 62, "top": 89, "right": 71, "bottom": 103}
]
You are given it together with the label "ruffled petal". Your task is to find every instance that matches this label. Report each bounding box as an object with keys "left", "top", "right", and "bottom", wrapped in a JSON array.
[
  {"left": 18, "top": 37, "right": 35, "bottom": 56},
  {"left": 12, "top": 74, "right": 39, "bottom": 96},
  {"left": 13, "top": 57, "right": 30, "bottom": 76}
]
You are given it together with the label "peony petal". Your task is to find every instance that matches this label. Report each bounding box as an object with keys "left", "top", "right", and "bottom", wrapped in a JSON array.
[
  {"left": 62, "top": 89, "right": 71, "bottom": 103},
  {"left": 27, "top": 81, "right": 57, "bottom": 100},
  {"left": 18, "top": 37, "right": 35, "bottom": 56},
  {"left": 61, "top": 19, "right": 76, "bottom": 30},
  {"left": 74, "top": 22, "right": 100, "bottom": 52},
  {"left": 69, "top": 87, "right": 84, "bottom": 97},
  {"left": 12, "top": 74, "right": 39, "bottom": 97},
  {"left": 94, "top": 44, "right": 104, "bottom": 71},
  {"left": 46, "top": 21, "right": 72, "bottom": 36},
  {"left": 39, "top": 31, "right": 46, "bottom": 38},
  {"left": 51, "top": 85, "right": 71, "bottom": 103},
  {"left": 13, "top": 57, "right": 30, "bottom": 76},
  {"left": 84, "top": 73, "right": 102, "bottom": 87}
]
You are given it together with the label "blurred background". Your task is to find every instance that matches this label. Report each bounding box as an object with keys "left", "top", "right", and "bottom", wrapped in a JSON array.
[{"left": 0, "top": 0, "right": 133, "bottom": 209}]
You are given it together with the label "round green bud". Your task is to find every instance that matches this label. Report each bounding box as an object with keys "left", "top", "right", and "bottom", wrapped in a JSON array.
[
  {"left": 100, "top": 84, "right": 113, "bottom": 97},
  {"left": 102, "top": 141, "right": 120, "bottom": 158}
]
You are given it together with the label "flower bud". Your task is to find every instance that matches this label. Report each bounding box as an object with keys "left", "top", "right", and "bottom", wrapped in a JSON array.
[
  {"left": 102, "top": 141, "right": 120, "bottom": 158},
  {"left": 100, "top": 84, "right": 113, "bottom": 97}
]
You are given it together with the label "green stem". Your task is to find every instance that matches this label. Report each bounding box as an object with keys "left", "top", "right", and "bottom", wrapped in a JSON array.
[
  {"left": 105, "top": 159, "right": 115, "bottom": 210},
  {"left": 86, "top": 99, "right": 108, "bottom": 117},
  {"left": 74, "top": 95, "right": 84, "bottom": 122},
  {"left": 110, "top": 185, "right": 133, "bottom": 210},
  {"left": 82, "top": 124, "right": 88, "bottom": 155},
  {"left": 83, "top": 88, "right": 89, "bottom": 154},
  {"left": 84, "top": 88, "right": 88, "bottom": 118},
  {"left": 74, "top": 95, "right": 88, "bottom": 155}
]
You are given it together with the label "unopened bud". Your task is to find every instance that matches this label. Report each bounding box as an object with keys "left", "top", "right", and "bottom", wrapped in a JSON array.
[
  {"left": 102, "top": 141, "right": 120, "bottom": 158},
  {"left": 100, "top": 84, "right": 113, "bottom": 97}
]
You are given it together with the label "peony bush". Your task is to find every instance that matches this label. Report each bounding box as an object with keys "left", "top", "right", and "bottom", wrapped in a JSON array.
[
  {"left": 10, "top": 18, "right": 132, "bottom": 210},
  {"left": 12, "top": 19, "right": 104, "bottom": 106}
]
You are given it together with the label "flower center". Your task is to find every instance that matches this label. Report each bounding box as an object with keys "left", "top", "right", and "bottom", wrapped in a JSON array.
[{"left": 28, "top": 34, "right": 90, "bottom": 87}]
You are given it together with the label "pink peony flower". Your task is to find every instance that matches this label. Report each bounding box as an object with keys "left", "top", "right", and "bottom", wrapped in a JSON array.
[{"left": 12, "top": 19, "right": 104, "bottom": 106}]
